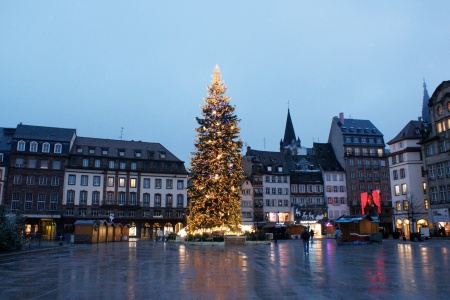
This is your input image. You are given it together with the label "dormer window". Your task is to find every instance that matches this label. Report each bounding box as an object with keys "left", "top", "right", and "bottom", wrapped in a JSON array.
[
  {"left": 148, "top": 151, "right": 155, "bottom": 159},
  {"left": 277, "top": 166, "right": 283, "bottom": 172},
  {"left": 119, "top": 149, "right": 125, "bottom": 157},
  {"left": 54, "top": 143, "right": 62, "bottom": 154},
  {"left": 77, "top": 147, "right": 83, "bottom": 153},
  {"left": 160, "top": 152, "right": 166, "bottom": 159},
  {"left": 17, "top": 140, "right": 25, "bottom": 151},
  {"left": 30, "top": 141, "right": 38, "bottom": 152},
  {"left": 135, "top": 151, "right": 142, "bottom": 158},
  {"left": 102, "top": 148, "right": 108, "bottom": 155},
  {"left": 42, "top": 142, "right": 50, "bottom": 153},
  {"left": 267, "top": 166, "right": 272, "bottom": 172},
  {"left": 89, "top": 148, "right": 95, "bottom": 154}
]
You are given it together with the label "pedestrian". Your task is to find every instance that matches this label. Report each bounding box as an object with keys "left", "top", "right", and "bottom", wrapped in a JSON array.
[
  {"left": 300, "top": 227, "right": 310, "bottom": 254},
  {"left": 335, "top": 226, "right": 342, "bottom": 244},
  {"left": 309, "top": 229, "right": 315, "bottom": 241}
]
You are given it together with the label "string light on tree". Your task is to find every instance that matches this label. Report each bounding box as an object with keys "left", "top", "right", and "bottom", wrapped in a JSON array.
[{"left": 187, "top": 65, "right": 244, "bottom": 233}]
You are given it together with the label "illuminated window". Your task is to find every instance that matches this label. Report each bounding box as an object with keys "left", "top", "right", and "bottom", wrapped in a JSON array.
[
  {"left": 424, "top": 199, "right": 429, "bottom": 210},
  {"left": 403, "top": 200, "right": 409, "bottom": 211},
  {"left": 130, "top": 178, "right": 137, "bottom": 188}
]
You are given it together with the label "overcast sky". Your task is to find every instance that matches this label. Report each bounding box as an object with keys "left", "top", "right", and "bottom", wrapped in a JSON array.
[{"left": 1, "top": 1, "right": 450, "bottom": 165}]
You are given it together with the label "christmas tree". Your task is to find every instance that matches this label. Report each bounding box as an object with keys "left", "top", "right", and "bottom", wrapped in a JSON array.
[{"left": 187, "top": 66, "right": 244, "bottom": 233}]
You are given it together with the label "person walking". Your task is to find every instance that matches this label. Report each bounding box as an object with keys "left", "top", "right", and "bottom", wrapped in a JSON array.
[
  {"left": 335, "top": 226, "right": 342, "bottom": 244},
  {"left": 301, "top": 227, "right": 311, "bottom": 254},
  {"left": 309, "top": 229, "right": 315, "bottom": 241}
]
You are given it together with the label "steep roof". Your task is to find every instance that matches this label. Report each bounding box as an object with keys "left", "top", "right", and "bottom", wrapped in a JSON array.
[
  {"left": 422, "top": 80, "right": 431, "bottom": 123},
  {"left": 0, "top": 128, "right": 15, "bottom": 151},
  {"left": 332, "top": 116, "right": 383, "bottom": 137},
  {"left": 14, "top": 124, "right": 76, "bottom": 142},
  {"left": 387, "top": 120, "right": 423, "bottom": 145},
  {"left": 312, "top": 142, "right": 345, "bottom": 172},
  {"left": 282, "top": 109, "right": 296, "bottom": 146},
  {"left": 74, "top": 136, "right": 184, "bottom": 162}
]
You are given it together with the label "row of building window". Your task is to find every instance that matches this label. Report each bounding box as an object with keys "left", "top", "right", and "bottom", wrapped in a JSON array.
[
  {"left": 349, "top": 171, "right": 385, "bottom": 181},
  {"left": 290, "top": 184, "right": 323, "bottom": 193},
  {"left": 391, "top": 154, "right": 404, "bottom": 165},
  {"left": 265, "top": 199, "right": 290, "bottom": 207},
  {"left": 393, "top": 184, "right": 408, "bottom": 196},
  {"left": 345, "top": 147, "right": 384, "bottom": 157},
  {"left": 264, "top": 175, "right": 288, "bottom": 183},
  {"left": 76, "top": 147, "right": 166, "bottom": 159},
  {"left": 13, "top": 175, "right": 60, "bottom": 186},
  {"left": 326, "top": 186, "right": 346, "bottom": 193},
  {"left": 349, "top": 184, "right": 390, "bottom": 192},
  {"left": 392, "top": 169, "right": 406, "bottom": 180},
  {"left": 265, "top": 187, "right": 289, "bottom": 195},
  {"left": 344, "top": 135, "right": 382, "bottom": 144},
  {"left": 291, "top": 197, "right": 325, "bottom": 205},
  {"left": 395, "top": 199, "right": 429, "bottom": 211},
  {"left": 347, "top": 158, "right": 386, "bottom": 168},
  {"left": 70, "top": 158, "right": 181, "bottom": 172},
  {"left": 17, "top": 141, "right": 62, "bottom": 153},
  {"left": 327, "top": 197, "right": 346, "bottom": 204},
  {"left": 66, "top": 208, "right": 183, "bottom": 218},
  {"left": 325, "top": 174, "right": 344, "bottom": 181},
  {"left": 430, "top": 186, "right": 450, "bottom": 204},
  {"left": 11, "top": 192, "right": 58, "bottom": 211},
  {"left": 68, "top": 175, "right": 184, "bottom": 189},
  {"left": 66, "top": 190, "right": 184, "bottom": 207},
  {"left": 15, "top": 158, "right": 61, "bottom": 169},
  {"left": 426, "top": 139, "right": 450, "bottom": 156},
  {"left": 427, "top": 160, "right": 450, "bottom": 179}
]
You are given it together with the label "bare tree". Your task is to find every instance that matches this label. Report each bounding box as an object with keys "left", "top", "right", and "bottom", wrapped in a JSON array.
[{"left": 393, "top": 192, "right": 428, "bottom": 239}]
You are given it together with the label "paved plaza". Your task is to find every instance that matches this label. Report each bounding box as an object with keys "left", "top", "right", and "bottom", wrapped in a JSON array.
[{"left": 1, "top": 237, "right": 449, "bottom": 300}]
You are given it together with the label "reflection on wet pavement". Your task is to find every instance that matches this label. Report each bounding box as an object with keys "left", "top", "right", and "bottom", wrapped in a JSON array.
[{"left": 1, "top": 238, "right": 449, "bottom": 299}]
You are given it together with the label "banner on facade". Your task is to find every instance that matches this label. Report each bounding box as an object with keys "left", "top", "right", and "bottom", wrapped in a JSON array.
[{"left": 432, "top": 208, "right": 449, "bottom": 222}]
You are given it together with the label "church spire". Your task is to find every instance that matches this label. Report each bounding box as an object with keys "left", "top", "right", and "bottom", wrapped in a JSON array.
[
  {"left": 280, "top": 108, "right": 302, "bottom": 154},
  {"left": 422, "top": 79, "right": 431, "bottom": 123}
]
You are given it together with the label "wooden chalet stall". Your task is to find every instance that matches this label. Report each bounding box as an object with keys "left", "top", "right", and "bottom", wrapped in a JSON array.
[
  {"left": 122, "top": 224, "right": 130, "bottom": 241},
  {"left": 334, "top": 215, "right": 380, "bottom": 243},
  {"left": 106, "top": 222, "right": 115, "bottom": 242},
  {"left": 113, "top": 223, "right": 123, "bottom": 242},
  {"left": 74, "top": 220, "right": 108, "bottom": 244}
]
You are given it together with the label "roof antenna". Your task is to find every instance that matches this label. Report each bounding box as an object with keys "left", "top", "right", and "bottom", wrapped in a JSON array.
[{"left": 120, "top": 127, "right": 124, "bottom": 140}]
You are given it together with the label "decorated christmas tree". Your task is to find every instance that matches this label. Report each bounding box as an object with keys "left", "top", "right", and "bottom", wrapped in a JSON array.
[{"left": 187, "top": 66, "right": 244, "bottom": 233}]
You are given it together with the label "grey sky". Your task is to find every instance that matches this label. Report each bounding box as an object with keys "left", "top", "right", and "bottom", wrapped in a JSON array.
[{"left": 1, "top": 1, "right": 449, "bottom": 164}]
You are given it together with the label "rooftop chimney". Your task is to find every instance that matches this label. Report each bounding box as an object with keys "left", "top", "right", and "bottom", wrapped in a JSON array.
[{"left": 339, "top": 112, "right": 344, "bottom": 125}]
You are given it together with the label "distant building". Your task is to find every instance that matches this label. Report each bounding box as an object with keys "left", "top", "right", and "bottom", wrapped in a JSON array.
[
  {"left": 312, "top": 142, "right": 348, "bottom": 221},
  {"left": 5, "top": 124, "right": 76, "bottom": 238},
  {"left": 0, "top": 127, "right": 15, "bottom": 205},
  {"left": 2, "top": 123, "right": 188, "bottom": 239},
  {"left": 420, "top": 80, "right": 450, "bottom": 236},
  {"left": 63, "top": 136, "right": 188, "bottom": 238},
  {"left": 388, "top": 120, "right": 430, "bottom": 237},
  {"left": 328, "top": 113, "right": 392, "bottom": 232}
]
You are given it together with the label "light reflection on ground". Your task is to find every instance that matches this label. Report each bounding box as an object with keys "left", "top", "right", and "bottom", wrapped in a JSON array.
[{"left": 0, "top": 238, "right": 449, "bottom": 299}]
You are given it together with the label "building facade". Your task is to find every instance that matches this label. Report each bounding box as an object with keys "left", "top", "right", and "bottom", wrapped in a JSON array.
[
  {"left": 63, "top": 136, "right": 188, "bottom": 238},
  {"left": 388, "top": 120, "right": 430, "bottom": 238},
  {"left": 312, "top": 142, "right": 348, "bottom": 221},
  {"left": 421, "top": 80, "right": 450, "bottom": 235},
  {"left": 5, "top": 124, "right": 76, "bottom": 239},
  {"left": 328, "top": 113, "right": 392, "bottom": 232},
  {"left": 0, "top": 128, "right": 15, "bottom": 205},
  {"left": 2, "top": 124, "right": 188, "bottom": 239}
]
